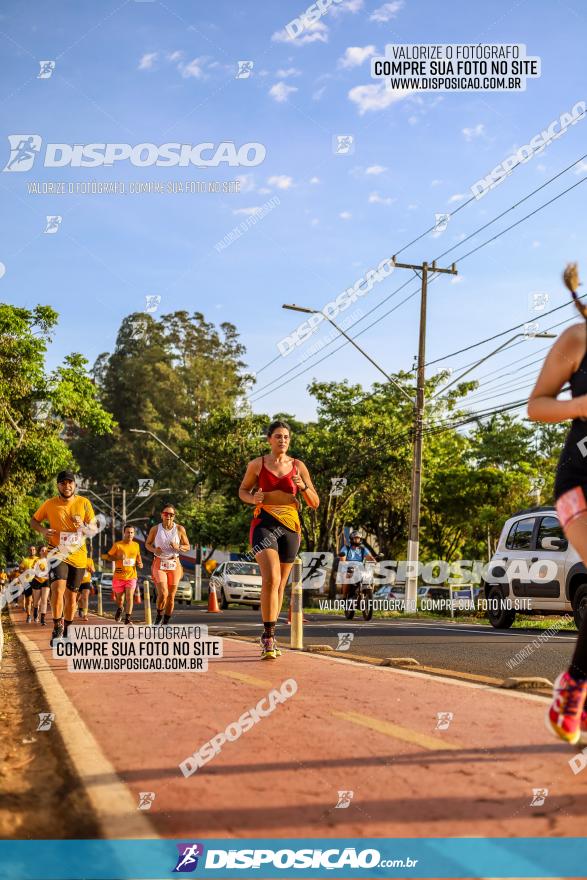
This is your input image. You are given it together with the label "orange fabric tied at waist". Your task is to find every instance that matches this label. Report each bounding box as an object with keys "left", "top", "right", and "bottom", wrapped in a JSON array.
[{"left": 254, "top": 503, "right": 301, "bottom": 534}]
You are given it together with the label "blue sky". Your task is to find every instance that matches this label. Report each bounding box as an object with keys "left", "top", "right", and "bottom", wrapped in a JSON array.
[{"left": 1, "top": 0, "right": 586, "bottom": 421}]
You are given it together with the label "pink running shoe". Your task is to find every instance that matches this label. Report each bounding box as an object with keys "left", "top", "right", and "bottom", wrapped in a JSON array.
[{"left": 546, "top": 671, "right": 587, "bottom": 745}]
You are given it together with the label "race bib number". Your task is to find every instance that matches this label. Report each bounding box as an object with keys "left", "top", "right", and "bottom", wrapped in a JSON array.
[
  {"left": 123, "top": 557, "right": 135, "bottom": 568},
  {"left": 60, "top": 531, "right": 81, "bottom": 548},
  {"left": 160, "top": 558, "right": 177, "bottom": 571}
]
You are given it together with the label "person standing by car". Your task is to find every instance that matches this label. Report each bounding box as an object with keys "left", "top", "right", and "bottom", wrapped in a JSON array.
[
  {"left": 528, "top": 262, "right": 587, "bottom": 744},
  {"left": 338, "top": 531, "right": 375, "bottom": 601},
  {"left": 238, "top": 420, "right": 319, "bottom": 660}
]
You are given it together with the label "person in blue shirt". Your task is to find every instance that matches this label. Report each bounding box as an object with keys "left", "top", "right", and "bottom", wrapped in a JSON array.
[{"left": 338, "top": 531, "right": 375, "bottom": 599}]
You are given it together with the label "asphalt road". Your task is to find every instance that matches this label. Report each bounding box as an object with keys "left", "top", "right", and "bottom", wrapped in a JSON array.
[{"left": 95, "top": 593, "right": 577, "bottom": 684}]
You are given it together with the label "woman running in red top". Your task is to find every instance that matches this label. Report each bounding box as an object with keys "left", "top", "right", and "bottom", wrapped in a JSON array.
[{"left": 239, "top": 420, "right": 319, "bottom": 659}]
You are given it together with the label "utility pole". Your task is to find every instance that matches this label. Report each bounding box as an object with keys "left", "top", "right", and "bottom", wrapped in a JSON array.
[
  {"left": 392, "top": 258, "right": 458, "bottom": 610},
  {"left": 122, "top": 488, "right": 126, "bottom": 532},
  {"left": 110, "top": 486, "right": 116, "bottom": 546}
]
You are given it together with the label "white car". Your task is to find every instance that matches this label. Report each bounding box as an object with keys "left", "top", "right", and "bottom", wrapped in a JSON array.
[
  {"left": 209, "top": 561, "right": 262, "bottom": 609},
  {"left": 484, "top": 505, "right": 584, "bottom": 628}
]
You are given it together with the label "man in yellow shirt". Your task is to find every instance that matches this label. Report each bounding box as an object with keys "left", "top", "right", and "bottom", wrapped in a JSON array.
[
  {"left": 30, "top": 470, "right": 96, "bottom": 645},
  {"left": 77, "top": 552, "right": 95, "bottom": 623},
  {"left": 19, "top": 545, "right": 38, "bottom": 623},
  {"left": 104, "top": 525, "right": 143, "bottom": 625},
  {"left": 31, "top": 545, "right": 50, "bottom": 626}
]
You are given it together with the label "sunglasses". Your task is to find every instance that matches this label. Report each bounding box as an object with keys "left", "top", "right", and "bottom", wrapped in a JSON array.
[{"left": 162, "top": 512, "right": 175, "bottom": 516}]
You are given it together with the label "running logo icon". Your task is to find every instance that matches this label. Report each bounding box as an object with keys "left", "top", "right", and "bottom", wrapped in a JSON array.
[
  {"left": 236, "top": 61, "right": 253, "bottom": 79},
  {"left": 37, "top": 712, "right": 55, "bottom": 731},
  {"left": 145, "top": 294, "right": 161, "bottom": 313},
  {"left": 333, "top": 135, "right": 354, "bottom": 155},
  {"left": 435, "top": 711, "right": 453, "bottom": 731},
  {"left": 335, "top": 790, "right": 354, "bottom": 809},
  {"left": 3, "top": 135, "right": 42, "bottom": 172},
  {"left": 44, "top": 216, "right": 62, "bottom": 234},
  {"left": 138, "top": 791, "right": 156, "bottom": 810},
  {"left": 38, "top": 61, "right": 56, "bottom": 79},
  {"left": 530, "top": 788, "right": 548, "bottom": 806},
  {"left": 173, "top": 843, "right": 204, "bottom": 872},
  {"left": 336, "top": 632, "right": 354, "bottom": 651}
]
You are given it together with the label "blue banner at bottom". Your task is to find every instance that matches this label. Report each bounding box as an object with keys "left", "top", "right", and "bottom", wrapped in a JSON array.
[{"left": 0, "top": 837, "right": 585, "bottom": 879}]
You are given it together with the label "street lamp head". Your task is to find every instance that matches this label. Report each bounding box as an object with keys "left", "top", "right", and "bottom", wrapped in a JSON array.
[
  {"left": 282, "top": 303, "right": 318, "bottom": 315},
  {"left": 129, "top": 428, "right": 146, "bottom": 434}
]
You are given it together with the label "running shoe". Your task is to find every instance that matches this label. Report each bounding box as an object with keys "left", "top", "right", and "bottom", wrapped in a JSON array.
[
  {"left": 78, "top": 607, "right": 83, "bottom": 618},
  {"left": 260, "top": 635, "right": 277, "bottom": 660},
  {"left": 155, "top": 610, "right": 163, "bottom": 625},
  {"left": 579, "top": 711, "right": 587, "bottom": 746},
  {"left": 124, "top": 614, "right": 132, "bottom": 625},
  {"left": 114, "top": 607, "right": 123, "bottom": 622},
  {"left": 40, "top": 613, "right": 46, "bottom": 627},
  {"left": 49, "top": 621, "right": 64, "bottom": 647},
  {"left": 26, "top": 614, "right": 32, "bottom": 624},
  {"left": 33, "top": 608, "right": 38, "bottom": 622},
  {"left": 273, "top": 638, "right": 282, "bottom": 657},
  {"left": 546, "top": 671, "right": 587, "bottom": 744}
]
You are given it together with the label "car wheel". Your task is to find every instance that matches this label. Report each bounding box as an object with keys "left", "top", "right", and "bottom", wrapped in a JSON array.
[
  {"left": 572, "top": 584, "right": 587, "bottom": 629},
  {"left": 487, "top": 585, "right": 516, "bottom": 629},
  {"left": 220, "top": 588, "right": 229, "bottom": 610}
]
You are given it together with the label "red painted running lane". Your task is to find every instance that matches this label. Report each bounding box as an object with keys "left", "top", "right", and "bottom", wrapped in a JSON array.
[{"left": 11, "top": 609, "right": 587, "bottom": 839}]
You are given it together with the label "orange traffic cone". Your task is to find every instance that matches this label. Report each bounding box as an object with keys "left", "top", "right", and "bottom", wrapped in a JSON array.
[
  {"left": 207, "top": 582, "right": 221, "bottom": 613},
  {"left": 135, "top": 583, "right": 142, "bottom": 604}
]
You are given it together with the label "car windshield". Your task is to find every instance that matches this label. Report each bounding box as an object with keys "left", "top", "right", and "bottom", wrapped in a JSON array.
[{"left": 225, "top": 563, "right": 260, "bottom": 576}]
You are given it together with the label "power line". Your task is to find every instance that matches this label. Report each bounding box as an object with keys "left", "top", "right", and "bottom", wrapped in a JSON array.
[{"left": 250, "top": 160, "right": 587, "bottom": 402}]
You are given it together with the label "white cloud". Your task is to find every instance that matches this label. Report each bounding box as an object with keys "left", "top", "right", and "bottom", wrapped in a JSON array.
[
  {"left": 462, "top": 123, "right": 485, "bottom": 141},
  {"left": 368, "top": 191, "right": 394, "bottom": 205},
  {"left": 338, "top": 45, "right": 376, "bottom": 68},
  {"left": 349, "top": 83, "right": 411, "bottom": 114},
  {"left": 448, "top": 193, "right": 466, "bottom": 203},
  {"left": 138, "top": 52, "right": 158, "bottom": 71},
  {"left": 180, "top": 57, "right": 206, "bottom": 78},
  {"left": 269, "top": 82, "right": 298, "bottom": 102},
  {"left": 272, "top": 20, "right": 328, "bottom": 45},
  {"left": 430, "top": 179, "right": 443, "bottom": 187},
  {"left": 407, "top": 115, "right": 418, "bottom": 125},
  {"left": 450, "top": 275, "right": 463, "bottom": 284},
  {"left": 339, "top": 211, "right": 352, "bottom": 220},
  {"left": 312, "top": 85, "right": 326, "bottom": 101},
  {"left": 233, "top": 207, "right": 262, "bottom": 216},
  {"left": 311, "top": 218, "right": 319, "bottom": 226},
  {"left": 235, "top": 174, "right": 256, "bottom": 193},
  {"left": 365, "top": 165, "right": 387, "bottom": 175},
  {"left": 267, "top": 175, "right": 294, "bottom": 189},
  {"left": 167, "top": 50, "right": 183, "bottom": 62},
  {"left": 532, "top": 240, "right": 541, "bottom": 248},
  {"left": 331, "top": 0, "right": 364, "bottom": 14},
  {"left": 370, "top": 1, "right": 404, "bottom": 22},
  {"left": 310, "top": 176, "right": 320, "bottom": 184},
  {"left": 276, "top": 67, "right": 301, "bottom": 77}
]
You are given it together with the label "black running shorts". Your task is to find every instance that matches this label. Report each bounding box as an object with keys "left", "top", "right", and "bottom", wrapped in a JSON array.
[
  {"left": 251, "top": 517, "right": 301, "bottom": 564},
  {"left": 49, "top": 561, "right": 85, "bottom": 592}
]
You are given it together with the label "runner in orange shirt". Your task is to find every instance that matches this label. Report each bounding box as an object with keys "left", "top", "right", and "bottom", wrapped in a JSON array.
[
  {"left": 30, "top": 470, "right": 96, "bottom": 645},
  {"left": 105, "top": 526, "right": 143, "bottom": 625}
]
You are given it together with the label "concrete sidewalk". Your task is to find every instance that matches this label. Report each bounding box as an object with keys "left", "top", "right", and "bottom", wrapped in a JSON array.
[{"left": 10, "top": 607, "right": 587, "bottom": 839}]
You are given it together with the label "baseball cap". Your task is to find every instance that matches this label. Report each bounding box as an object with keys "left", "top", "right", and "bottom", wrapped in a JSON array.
[{"left": 56, "top": 469, "right": 76, "bottom": 483}]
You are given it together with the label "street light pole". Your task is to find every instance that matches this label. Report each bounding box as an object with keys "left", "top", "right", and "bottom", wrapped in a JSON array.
[{"left": 129, "top": 428, "right": 199, "bottom": 477}]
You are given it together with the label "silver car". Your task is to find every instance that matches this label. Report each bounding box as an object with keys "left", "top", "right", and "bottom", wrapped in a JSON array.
[
  {"left": 484, "top": 505, "right": 585, "bottom": 628},
  {"left": 210, "top": 561, "right": 262, "bottom": 609}
]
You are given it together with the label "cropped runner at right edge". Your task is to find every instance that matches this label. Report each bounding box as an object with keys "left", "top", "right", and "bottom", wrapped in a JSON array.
[{"left": 528, "top": 262, "right": 587, "bottom": 745}]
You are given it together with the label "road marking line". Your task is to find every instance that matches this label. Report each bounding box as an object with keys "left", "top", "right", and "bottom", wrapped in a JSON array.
[
  {"left": 11, "top": 618, "right": 158, "bottom": 839},
  {"left": 216, "top": 669, "right": 272, "bottom": 688},
  {"left": 332, "top": 710, "right": 461, "bottom": 750}
]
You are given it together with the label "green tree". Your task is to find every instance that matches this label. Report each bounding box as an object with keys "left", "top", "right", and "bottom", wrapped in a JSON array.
[
  {"left": 72, "top": 310, "right": 253, "bottom": 503},
  {"left": 0, "top": 304, "right": 114, "bottom": 565}
]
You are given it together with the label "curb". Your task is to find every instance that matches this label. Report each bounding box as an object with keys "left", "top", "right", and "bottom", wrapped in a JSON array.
[{"left": 9, "top": 611, "right": 159, "bottom": 840}]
